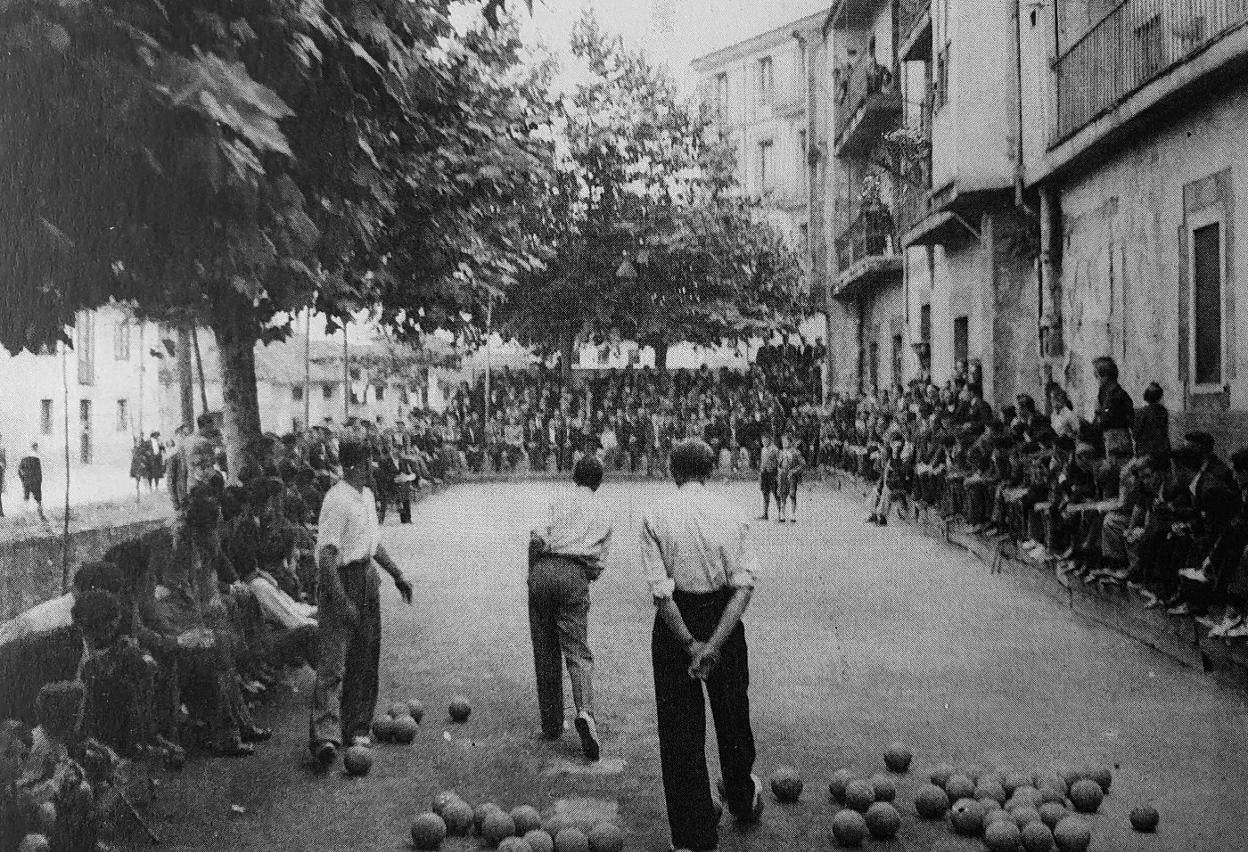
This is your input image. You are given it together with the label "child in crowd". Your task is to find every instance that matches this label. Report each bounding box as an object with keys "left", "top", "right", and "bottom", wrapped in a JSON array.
[{"left": 777, "top": 434, "right": 805, "bottom": 524}]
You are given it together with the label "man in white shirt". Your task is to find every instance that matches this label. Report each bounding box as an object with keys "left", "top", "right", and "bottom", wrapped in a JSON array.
[
  {"left": 640, "top": 439, "right": 763, "bottom": 852},
  {"left": 309, "top": 441, "right": 413, "bottom": 769},
  {"left": 528, "top": 456, "right": 612, "bottom": 760}
]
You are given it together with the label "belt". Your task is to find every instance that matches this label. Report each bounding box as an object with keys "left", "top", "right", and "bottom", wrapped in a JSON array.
[{"left": 340, "top": 557, "right": 372, "bottom": 571}]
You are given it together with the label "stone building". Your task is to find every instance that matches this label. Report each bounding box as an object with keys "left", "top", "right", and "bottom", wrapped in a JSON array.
[
  {"left": 1022, "top": 0, "right": 1248, "bottom": 446},
  {"left": 0, "top": 305, "right": 166, "bottom": 505}
]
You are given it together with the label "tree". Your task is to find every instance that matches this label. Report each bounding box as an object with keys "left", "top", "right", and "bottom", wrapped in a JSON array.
[
  {"left": 0, "top": 0, "right": 552, "bottom": 470},
  {"left": 495, "top": 10, "right": 805, "bottom": 373}
]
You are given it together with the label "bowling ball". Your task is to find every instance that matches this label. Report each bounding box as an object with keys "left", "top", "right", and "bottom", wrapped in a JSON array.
[
  {"left": 387, "top": 702, "right": 408, "bottom": 719},
  {"left": 443, "top": 799, "right": 475, "bottom": 835},
  {"left": 770, "top": 766, "right": 803, "bottom": 802},
  {"left": 1009, "top": 786, "right": 1043, "bottom": 808},
  {"left": 407, "top": 699, "right": 425, "bottom": 723},
  {"left": 392, "top": 715, "right": 418, "bottom": 744},
  {"left": 1038, "top": 802, "right": 1068, "bottom": 830},
  {"left": 553, "top": 826, "right": 589, "bottom": 852},
  {"left": 983, "top": 809, "right": 1014, "bottom": 831},
  {"left": 1084, "top": 765, "right": 1113, "bottom": 793},
  {"left": 1003, "top": 772, "right": 1032, "bottom": 796},
  {"left": 863, "top": 802, "right": 900, "bottom": 839},
  {"left": 498, "top": 839, "right": 531, "bottom": 852},
  {"left": 831, "top": 809, "right": 868, "bottom": 847},
  {"left": 843, "top": 779, "right": 875, "bottom": 813},
  {"left": 1068, "top": 780, "right": 1102, "bottom": 813},
  {"left": 869, "top": 773, "right": 896, "bottom": 802},
  {"left": 1052, "top": 815, "right": 1091, "bottom": 852},
  {"left": 945, "top": 774, "right": 975, "bottom": 801},
  {"left": 523, "top": 830, "right": 555, "bottom": 852},
  {"left": 1011, "top": 806, "right": 1043, "bottom": 829},
  {"left": 342, "top": 745, "right": 373, "bottom": 776},
  {"left": 1022, "top": 821, "right": 1056, "bottom": 852},
  {"left": 915, "top": 784, "right": 950, "bottom": 819},
  {"left": 475, "top": 803, "right": 504, "bottom": 834},
  {"left": 371, "top": 716, "right": 396, "bottom": 743},
  {"left": 410, "top": 813, "right": 447, "bottom": 850},
  {"left": 984, "top": 819, "right": 1022, "bottom": 852},
  {"left": 449, "top": 696, "right": 472, "bottom": 722},
  {"left": 432, "top": 791, "right": 459, "bottom": 816},
  {"left": 949, "top": 798, "right": 986, "bottom": 836},
  {"left": 930, "top": 763, "right": 956, "bottom": 787},
  {"left": 1129, "top": 805, "right": 1159, "bottom": 833},
  {"left": 481, "top": 811, "right": 517, "bottom": 846},
  {"left": 511, "top": 805, "right": 542, "bottom": 835},
  {"left": 586, "top": 822, "right": 624, "bottom": 852},
  {"left": 18, "top": 836, "right": 49, "bottom": 852},
  {"left": 975, "top": 779, "right": 1007, "bottom": 804},
  {"left": 829, "top": 769, "right": 856, "bottom": 803},
  {"left": 883, "top": 742, "right": 912, "bottom": 773}
]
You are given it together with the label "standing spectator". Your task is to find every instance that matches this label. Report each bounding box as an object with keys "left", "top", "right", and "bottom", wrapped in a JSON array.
[
  {"left": 18, "top": 443, "right": 44, "bottom": 521},
  {"left": 309, "top": 442, "right": 413, "bottom": 769},
  {"left": 776, "top": 434, "right": 805, "bottom": 524},
  {"left": 640, "top": 440, "right": 763, "bottom": 852},
  {"left": 1093, "top": 356, "right": 1134, "bottom": 456},
  {"left": 757, "top": 434, "right": 779, "bottom": 521},
  {"left": 146, "top": 431, "right": 165, "bottom": 490},
  {"left": 1134, "top": 383, "right": 1170, "bottom": 457},
  {"left": 129, "top": 438, "right": 149, "bottom": 500}
]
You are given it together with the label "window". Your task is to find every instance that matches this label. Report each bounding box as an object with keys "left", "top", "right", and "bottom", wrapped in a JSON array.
[
  {"left": 892, "top": 335, "right": 903, "bottom": 388},
  {"left": 799, "top": 223, "right": 809, "bottom": 250},
  {"left": 75, "top": 312, "right": 95, "bottom": 385},
  {"left": 292, "top": 385, "right": 304, "bottom": 402},
  {"left": 1135, "top": 15, "right": 1163, "bottom": 79},
  {"left": 935, "top": 44, "right": 950, "bottom": 111},
  {"left": 714, "top": 72, "right": 728, "bottom": 114},
  {"left": 868, "top": 340, "right": 880, "bottom": 391},
  {"left": 40, "top": 399, "right": 53, "bottom": 435},
  {"left": 79, "top": 399, "right": 93, "bottom": 464},
  {"left": 757, "top": 56, "right": 773, "bottom": 104},
  {"left": 919, "top": 304, "right": 932, "bottom": 370},
  {"left": 349, "top": 368, "right": 361, "bottom": 380},
  {"left": 374, "top": 384, "right": 385, "bottom": 402},
  {"left": 114, "top": 318, "right": 131, "bottom": 361},
  {"left": 1191, "top": 220, "right": 1224, "bottom": 387},
  {"left": 953, "top": 315, "right": 969, "bottom": 366},
  {"left": 322, "top": 384, "right": 335, "bottom": 400},
  {"left": 758, "top": 139, "right": 774, "bottom": 192},
  {"left": 798, "top": 129, "right": 808, "bottom": 171}
]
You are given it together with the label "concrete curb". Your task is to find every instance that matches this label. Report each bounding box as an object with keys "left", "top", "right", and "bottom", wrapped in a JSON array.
[{"left": 824, "top": 472, "right": 1248, "bottom": 692}]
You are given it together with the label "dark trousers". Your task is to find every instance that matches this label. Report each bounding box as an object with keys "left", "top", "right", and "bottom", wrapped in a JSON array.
[
  {"left": 652, "top": 588, "right": 755, "bottom": 852},
  {"left": 309, "top": 561, "right": 381, "bottom": 749},
  {"left": 528, "top": 556, "right": 594, "bottom": 735}
]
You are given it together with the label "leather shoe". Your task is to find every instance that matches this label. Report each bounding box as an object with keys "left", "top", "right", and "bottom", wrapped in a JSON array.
[{"left": 240, "top": 725, "right": 272, "bottom": 743}]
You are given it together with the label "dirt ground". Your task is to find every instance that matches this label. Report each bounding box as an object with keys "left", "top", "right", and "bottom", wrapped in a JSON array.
[{"left": 134, "top": 479, "right": 1248, "bottom": 851}]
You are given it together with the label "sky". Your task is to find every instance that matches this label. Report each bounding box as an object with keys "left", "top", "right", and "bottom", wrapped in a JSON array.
[{"left": 518, "top": 0, "right": 829, "bottom": 91}]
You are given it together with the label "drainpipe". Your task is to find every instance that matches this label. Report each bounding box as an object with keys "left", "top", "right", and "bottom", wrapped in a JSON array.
[{"left": 1012, "top": 0, "right": 1035, "bottom": 216}]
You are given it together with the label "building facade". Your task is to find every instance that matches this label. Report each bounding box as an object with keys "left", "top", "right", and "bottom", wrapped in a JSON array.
[
  {"left": 1022, "top": 0, "right": 1248, "bottom": 447},
  {"left": 0, "top": 305, "right": 166, "bottom": 505}
]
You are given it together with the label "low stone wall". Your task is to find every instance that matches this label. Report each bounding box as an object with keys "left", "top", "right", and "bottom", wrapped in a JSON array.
[{"left": 0, "top": 518, "right": 170, "bottom": 622}]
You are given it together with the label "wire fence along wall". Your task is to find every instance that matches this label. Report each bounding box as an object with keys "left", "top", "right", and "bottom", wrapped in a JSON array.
[{"left": 1054, "top": 0, "right": 1248, "bottom": 142}]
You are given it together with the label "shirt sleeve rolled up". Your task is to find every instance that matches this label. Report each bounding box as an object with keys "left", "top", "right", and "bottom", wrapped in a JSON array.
[{"left": 640, "top": 513, "right": 676, "bottom": 600}]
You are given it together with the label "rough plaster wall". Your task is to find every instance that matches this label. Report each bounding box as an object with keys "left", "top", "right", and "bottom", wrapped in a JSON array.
[{"left": 1058, "top": 84, "right": 1248, "bottom": 419}]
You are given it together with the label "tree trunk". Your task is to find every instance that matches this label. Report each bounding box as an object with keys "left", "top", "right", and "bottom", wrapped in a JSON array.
[
  {"left": 211, "top": 314, "right": 262, "bottom": 483},
  {"left": 653, "top": 340, "right": 669, "bottom": 372},
  {"left": 176, "top": 325, "right": 196, "bottom": 427},
  {"left": 559, "top": 332, "right": 576, "bottom": 382}
]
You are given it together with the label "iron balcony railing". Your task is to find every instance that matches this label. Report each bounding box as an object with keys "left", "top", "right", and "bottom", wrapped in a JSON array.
[
  {"left": 1054, "top": 0, "right": 1248, "bottom": 142},
  {"left": 835, "top": 206, "right": 898, "bottom": 273},
  {"left": 834, "top": 51, "right": 899, "bottom": 143}
]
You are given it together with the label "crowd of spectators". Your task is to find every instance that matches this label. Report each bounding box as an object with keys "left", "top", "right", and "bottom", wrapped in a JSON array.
[{"left": 826, "top": 356, "right": 1248, "bottom": 641}]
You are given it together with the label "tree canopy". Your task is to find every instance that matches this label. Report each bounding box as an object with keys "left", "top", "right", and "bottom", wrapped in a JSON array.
[
  {"left": 495, "top": 10, "right": 806, "bottom": 371},
  {"left": 0, "top": 0, "right": 552, "bottom": 464}
]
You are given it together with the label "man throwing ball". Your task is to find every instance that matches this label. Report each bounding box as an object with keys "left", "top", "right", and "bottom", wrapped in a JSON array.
[
  {"left": 528, "top": 456, "right": 612, "bottom": 760},
  {"left": 309, "top": 441, "right": 413, "bottom": 769},
  {"left": 641, "top": 440, "right": 763, "bottom": 852}
]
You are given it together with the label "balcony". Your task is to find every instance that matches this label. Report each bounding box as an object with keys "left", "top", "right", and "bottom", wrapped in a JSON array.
[
  {"left": 1053, "top": 0, "right": 1248, "bottom": 144},
  {"left": 898, "top": 0, "right": 932, "bottom": 61},
  {"left": 829, "top": 0, "right": 891, "bottom": 30},
  {"left": 833, "top": 206, "right": 902, "bottom": 300},
  {"left": 834, "top": 52, "right": 902, "bottom": 157}
]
